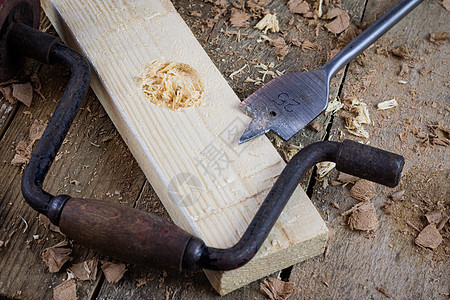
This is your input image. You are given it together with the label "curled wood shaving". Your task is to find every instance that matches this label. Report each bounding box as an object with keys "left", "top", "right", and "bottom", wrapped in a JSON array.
[
  {"left": 42, "top": 241, "right": 72, "bottom": 273},
  {"left": 68, "top": 259, "right": 98, "bottom": 281},
  {"left": 345, "top": 99, "right": 371, "bottom": 138},
  {"left": 325, "top": 98, "right": 344, "bottom": 114},
  {"left": 323, "top": 8, "right": 350, "bottom": 34},
  {"left": 316, "top": 161, "right": 336, "bottom": 178},
  {"left": 349, "top": 179, "right": 375, "bottom": 202},
  {"left": 347, "top": 202, "right": 378, "bottom": 231},
  {"left": 389, "top": 45, "right": 411, "bottom": 60},
  {"left": 260, "top": 277, "right": 299, "bottom": 300},
  {"left": 255, "top": 13, "right": 280, "bottom": 33},
  {"left": 429, "top": 32, "right": 450, "bottom": 45},
  {"left": 139, "top": 60, "right": 203, "bottom": 110},
  {"left": 377, "top": 99, "right": 398, "bottom": 110}
]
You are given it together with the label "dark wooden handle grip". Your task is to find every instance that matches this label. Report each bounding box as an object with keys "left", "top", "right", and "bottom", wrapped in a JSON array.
[{"left": 59, "top": 198, "right": 196, "bottom": 269}]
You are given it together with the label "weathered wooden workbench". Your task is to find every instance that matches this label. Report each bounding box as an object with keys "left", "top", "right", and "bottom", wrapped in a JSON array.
[{"left": 0, "top": 0, "right": 448, "bottom": 299}]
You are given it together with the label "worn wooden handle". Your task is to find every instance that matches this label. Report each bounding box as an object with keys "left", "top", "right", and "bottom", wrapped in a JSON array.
[{"left": 59, "top": 198, "right": 196, "bottom": 269}]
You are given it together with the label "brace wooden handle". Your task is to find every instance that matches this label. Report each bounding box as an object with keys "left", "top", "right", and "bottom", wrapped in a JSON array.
[{"left": 59, "top": 198, "right": 195, "bottom": 269}]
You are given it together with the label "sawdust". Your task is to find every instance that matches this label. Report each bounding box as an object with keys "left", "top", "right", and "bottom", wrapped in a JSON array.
[
  {"left": 415, "top": 224, "right": 443, "bottom": 249},
  {"left": 42, "top": 240, "right": 72, "bottom": 273},
  {"left": 349, "top": 179, "right": 376, "bottom": 202},
  {"left": 260, "top": 277, "right": 299, "bottom": 300},
  {"left": 101, "top": 261, "right": 126, "bottom": 283},
  {"left": 53, "top": 279, "right": 77, "bottom": 300},
  {"left": 139, "top": 60, "right": 204, "bottom": 110},
  {"left": 323, "top": 8, "right": 350, "bottom": 34},
  {"left": 229, "top": 8, "right": 250, "bottom": 28},
  {"left": 68, "top": 259, "right": 98, "bottom": 281}
]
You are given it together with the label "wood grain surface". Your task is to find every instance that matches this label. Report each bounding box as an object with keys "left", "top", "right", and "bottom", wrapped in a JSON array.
[{"left": 0, "top": 0, "right": 448, "bottom": 299}]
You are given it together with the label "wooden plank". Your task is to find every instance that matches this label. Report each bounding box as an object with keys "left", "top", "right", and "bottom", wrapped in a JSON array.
[
  {"left": 0, "top": 61, "right": 146, "bottom": 298},
  {"left": 291, "top": 0, "right": 450, "bottom": 298},
  {"left": 41, "top": 0, "right": 328, "bottom": 294}
]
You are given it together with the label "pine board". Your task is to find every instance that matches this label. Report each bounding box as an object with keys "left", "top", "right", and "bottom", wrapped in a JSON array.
[{"left": 41, "top": 0, "right": 328, "bottom": 294}]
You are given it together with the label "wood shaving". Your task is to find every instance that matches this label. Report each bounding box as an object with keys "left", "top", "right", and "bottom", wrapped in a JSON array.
[
  {"left": 269, "top": 37, "right": 289, "bottom": 60},
  {"left": 260, "top": 277, "right": 299, "bottom": 300},
  {"left": 389, "top": 45, "right": 411, "bottom": 60},
  {"left": 442, "top": 0, "right": 450, "bottom": 11},
  {"left": 316, "top": 161, "right": 336, "bottom": 178},
  {"left": 11, "top": 119, "right": 46, "bottom": 166},
  {"left": 398, "top": 62, "right": 410, "bottom": 77},
  {"left": 139, "top": 60, "right": 203, "bottom": 110},
  {"left": 325, "top": 98, "right": 344, "bottom": 114},
  {"left": 425, "top": 211, "right": 443, "bottom": 225},
  {"left": 255, "top": 13, "right": 280, "bottom": 33},
  {"left": 101, "top": 261, "right": 126, "bottom": 283},
  {"left": 308, "top": 121, "right": 323, "bottom": 132},
  {"left": 53, "top": 279, "right": 77, "bottom": 300},
  {"left": 429, "top": 32, "right": 450, "bottom": 45},
  {"left": 0, "top": 86, "right": 14, "bottom": 104},
  {"left": 68, "top": 259, "right": 98, "bottom": 281},
  {"left": 287, "top": 0, "right": 310, "bottom": 15},
  {"left": 376, "top": 285, "right": 392, "bottom": 298},
  {"left": 337, "top": 172, "right": 359, "bottom": 184},
  {"left": 323, "top": 8, "right": 350, "bottom": 34},
  {"left": 377, "top": 99, "right": 398, "bottom": 110},
  {"left": 248, "top": 0, "right": 272, "bottom": 9},
  {"left": 415, "top": 224, "right": 443, "bottom": 249},
  {"left": 350, "top": 179, "right": 376, "bottom": 202},
  {"left": 12, "top": 83, "right": 33, "bottom": 107},
  {"left": 347, "top": 202, "right": 378, "bottom": 231},
  {"left": 390, "top": 190, "right": 405, "bottom": 201},
  {"left": 301, "top": 40, "right": 318, "bottom": 51},
  {"left": 42, "top": 241, "right": 72, "bottom": 273},
  {"left": 229, "top": 8, "right": 250, "bottom": 28},
  {"left": 229, "top": 64, "right": 248, "bottom": 80},
  {"left": 338, "top": 25, "right": 362, "bottom": 48},
  {"left": 345, "top": 98, "right": 371, "bottom": 138}
]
